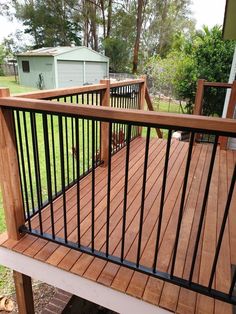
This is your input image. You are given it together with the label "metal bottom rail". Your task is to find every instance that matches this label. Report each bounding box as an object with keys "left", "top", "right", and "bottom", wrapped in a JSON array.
[{"left": 19, "top": 227, "right": 236, "bottom": 306}]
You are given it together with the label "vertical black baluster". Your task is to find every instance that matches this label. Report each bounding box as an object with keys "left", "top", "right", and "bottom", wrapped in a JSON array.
[
  {"left": 76, "top": 94, "right": 79, "bottom": 104},
  {"left": 16, "top": 111, "right": 31, "bottom": 230},
  {"left": 75, "top": 118, "right": 81, "bottom": 247},
  {"left": 91, "top": 120, "right": 95, "bottom": 252},
  {"left": 58, "top": 116, "right": 67, "bottom": 243},
  {"left": 153, "top": 130, "right": 172, "bottom": 271},
  {"left": 43, "top": 114, "right": 55, "bottom": 238},
  {"left": 121, "top": 124, "right": 131, "bottom": 262},
  {"left": 170, "top": 132, "right": 195, "bottom": 277},
  {"left": 87, "top": 118, "right": 90, "bottom": 171},
  {"left": 13, "top": 112, "right": 26, "bottom": 221},
  {"left": 23, "top": 112, "right": 35, "bottom": 212},
  {"left": 65, "top": 117, "right": 69, "bottom": 186},
  {"left": 50, "top": 115, "right": 57, "bottom": 196},
  {"left": 136, "top": 127, "right": 150, "bottom": 267},
  {"left": 81, "top": 92, "right": 85, "bottom": 174},
  {"left": 71, "top": 117, "right": 75, "bottom": 181},
  {"left": 208, "top": 164, "right": 236, "bottom": 290},
  {"left": 30, "top": 112, "right": 43, "bottom": 234},
  {"left": 106, "top": 122, "right": 112, "bottom": 257},
  {"left": 188, "top": 135, "right": 219, "bottom": 283}
]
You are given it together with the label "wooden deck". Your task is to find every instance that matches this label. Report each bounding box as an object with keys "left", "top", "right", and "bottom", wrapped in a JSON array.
[{"left": 0, "top": 137, "right": 235, "bottom": 314}]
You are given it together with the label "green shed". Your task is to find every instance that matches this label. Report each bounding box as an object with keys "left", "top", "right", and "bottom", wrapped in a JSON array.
[{"left": 17, "top": 46, "right": 109, "bottom": 90}]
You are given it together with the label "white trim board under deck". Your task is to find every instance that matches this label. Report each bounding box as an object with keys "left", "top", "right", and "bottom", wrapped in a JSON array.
[{"left": 0, "top": 246, "right": 170, "bottom": 314}]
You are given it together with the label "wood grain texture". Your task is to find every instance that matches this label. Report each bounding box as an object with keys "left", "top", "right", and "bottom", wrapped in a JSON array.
[
  {"left": 13, "top": 271, "right": 34, "bottom": 314},
  {"left": 0, "top": 99, "right": 25, "bottom": 240},
  {"left": 0, "top": 138, "right": 235, "bottom": 314},
  {"left": 0, "top": 97, "right": 235, "bottom": 135}
]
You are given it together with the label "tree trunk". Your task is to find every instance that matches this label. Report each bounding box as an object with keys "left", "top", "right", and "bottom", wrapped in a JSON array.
[
  {"left": 107, "top": 0, "right": 112, "bottom": 38},
  {"left": 132, "top": 0, "right": 144, "bottom": 74}
]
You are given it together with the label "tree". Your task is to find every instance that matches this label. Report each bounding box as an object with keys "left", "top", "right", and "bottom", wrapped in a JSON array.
[
  {"left": 175, "top": 26, "right": 235, "bottom": 116},
  {"left": 12, "top": 0, "right": 81, "bottom": 48},
  {"left": 103, "top": 37, "right": 130, "bottom": 72},
  {"left": 142, "top": 0, "right": 194, "bottom": 58},
  {"left": 132, "top": 0, "right": 146, "bottom": 74}
]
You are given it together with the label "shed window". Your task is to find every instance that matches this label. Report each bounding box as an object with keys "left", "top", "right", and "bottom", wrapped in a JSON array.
[{"left": 22, "top": 61, "right": 30, "bottom": 73}]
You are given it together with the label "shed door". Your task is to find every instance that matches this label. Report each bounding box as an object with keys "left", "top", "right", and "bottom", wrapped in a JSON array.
[
  {"left": 85, "top": 62, "right": 107, "bottom": 85},
  {"left": 57, "top": 61, "right": 83, "bottom": 88}
]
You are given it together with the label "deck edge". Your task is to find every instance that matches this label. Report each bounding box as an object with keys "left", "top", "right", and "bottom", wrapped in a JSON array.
[{"left": 0, "top": 246, "right": 170, "bottom": 314}]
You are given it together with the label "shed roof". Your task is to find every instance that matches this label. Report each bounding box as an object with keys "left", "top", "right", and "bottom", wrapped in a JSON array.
[{"left": 17, "top": 46, "right": 109, "bottom": 60}]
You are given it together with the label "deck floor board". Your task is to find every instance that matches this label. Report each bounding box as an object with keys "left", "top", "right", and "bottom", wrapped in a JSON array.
[{"left": 1, "top": 137, "right": 235, "bottom": 314}]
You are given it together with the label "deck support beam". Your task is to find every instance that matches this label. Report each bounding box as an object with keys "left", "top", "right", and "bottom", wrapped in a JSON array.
[{"left": 13, "top": 271, "right": 34, "bottom": 314}]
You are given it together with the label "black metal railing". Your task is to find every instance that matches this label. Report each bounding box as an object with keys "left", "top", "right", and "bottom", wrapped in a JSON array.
[
  {"left": 12, "top": 102, "right": 236, "bottom": 306},
  {"left": 110, "top": 84, "right": 140, "bottom": 154}
]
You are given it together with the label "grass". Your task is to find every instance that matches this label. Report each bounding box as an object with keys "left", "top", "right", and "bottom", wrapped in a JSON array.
[
  {"left": 0, "top": 76, "right": 39, "bottom": 295},
  {"left": 0, "top": 76, "right": 38, "bottom": 94}
]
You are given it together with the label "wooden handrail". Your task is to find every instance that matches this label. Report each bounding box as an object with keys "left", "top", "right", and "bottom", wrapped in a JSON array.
[
  {"left": 14, "top": 79, "right": 145, "bottom": 99},
  {"left": 0, "top": 97, "right": 235, "bottom": 135},
  {"left": 203, "top": 82, "right": 232, "bottom": 88}
]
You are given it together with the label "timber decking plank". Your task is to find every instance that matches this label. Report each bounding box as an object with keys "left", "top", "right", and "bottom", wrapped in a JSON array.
[
  {"left": 16, "top": 138, "right": 148, "bottom": 259},
  {"left": 214, "top": 150, "right": 233, "bottom": 314},
  {"left": 138, "top": 143, "right": 201, "bottom": 306},
  {"left": 83, "top": 140, "right": 183, "bottom": 283},
  {"left": 1, "top": 138, "right": 235, "bottom": 314},
  {"left": 195, "top": 149, "right": 220, "bottom": 314},
  {"left": 176, "top": 145, "right": 212, "bottom": 314},
  {"left": 47, "top": 138, "right": 161, "bottom": 269},
  {"left": 98, "top": 140, "right": 183, "bottom": 290},
  {"left": 112, "top": 141, "right": 190, "bottom": 295},
  {"left": 228, "top": 151, "right": 236, "bottom": 265},
  {"left": 159, "top": 144, "right": 207, "bottom": 311},
  {"left": 71, "top": 139, "right": 169, "bottom": 278}
]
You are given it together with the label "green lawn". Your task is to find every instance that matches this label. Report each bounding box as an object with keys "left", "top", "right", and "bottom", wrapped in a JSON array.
[
  {"left": 0, "top": 77, "right": 38, "bottom": 234},
  {"left": 0, "top": 76, "right": 38, "bottom": 95}
]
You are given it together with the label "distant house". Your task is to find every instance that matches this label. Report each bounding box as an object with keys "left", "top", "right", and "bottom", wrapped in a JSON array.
[{"left": 16, "top": 46, "right": 109, "bottom": 90}]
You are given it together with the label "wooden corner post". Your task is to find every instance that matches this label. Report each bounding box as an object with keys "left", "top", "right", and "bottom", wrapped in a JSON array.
[
  {"left": 100, "top": 79, "right": 110, "bottom": 166},
  {"left": 193, "top": 79, "right": 205, "bottom": 115},
  {"left": 138, "top": 76, "right": 146, "bottom": 136},
  {"left": 0, "top": 88, "right": 25, "bottom": 240},
  {"left": 0, "top": 88, "right": 34, "bottom": 314}
]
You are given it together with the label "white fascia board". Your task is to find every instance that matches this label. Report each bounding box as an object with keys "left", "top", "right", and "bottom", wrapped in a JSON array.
[{"left": 0, "top": 246, "right": 170, "bottom": 314}]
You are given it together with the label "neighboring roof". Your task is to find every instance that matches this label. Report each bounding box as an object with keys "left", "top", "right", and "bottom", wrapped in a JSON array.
[
  {"left": 222, "top": 0, "right": 236, "bottom": 40},
  {"left": 17, "top": 46, "right": 109, "bottom": 60}
]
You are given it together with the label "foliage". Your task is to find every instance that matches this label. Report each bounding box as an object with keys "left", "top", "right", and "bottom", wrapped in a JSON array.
[
  {"left": 1, "top": 0, "right": 194, "bottom": 73},
  {"left": 175, "top": 26, "right": 235, "bottom": 115},
  {"left": 103, "top": 37, "right": 130, "bottom": 72},
  {"left": 0, "top": 45, "right": 5, "bottom": 76},
  {"left": 147, "top": 26, "right": 235, "bottom": 116},
  {"left": 13, "top": 0, "right": 81, "bottom": 48}
]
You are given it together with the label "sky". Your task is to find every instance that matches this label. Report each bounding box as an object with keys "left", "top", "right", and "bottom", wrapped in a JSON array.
[{"left": 0, "top": 0, "right": 227, "bottom": 42}]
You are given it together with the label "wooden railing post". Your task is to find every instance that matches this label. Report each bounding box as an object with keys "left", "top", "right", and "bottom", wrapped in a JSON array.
[
  {"left": 220, "top": 80, "right": 236, "bottom": 149},
  {"left": 138, "top": 76, "right": 146, "bottom": 136},
  {"left": 100, "top": 79, "right": 110, "bottom": 166},
  {"left": 0, "top": 88, "right": 25, "bottom": 240},
  {"left": 193, "top": 79, "right": 205, "bottom": 115}
]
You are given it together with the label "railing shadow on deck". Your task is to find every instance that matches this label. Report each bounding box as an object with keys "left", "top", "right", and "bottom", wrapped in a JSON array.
[{"left": 0, "top": 79, "right": 235, "bottom": 306}]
